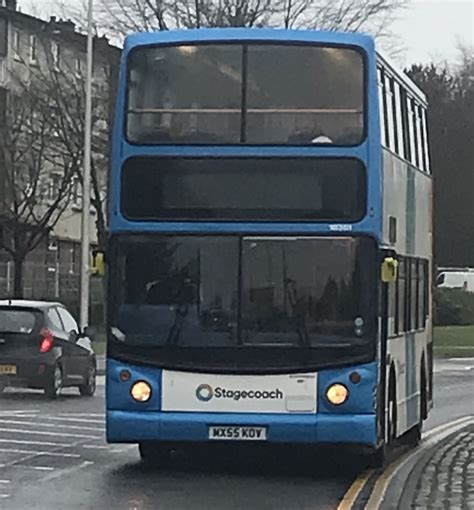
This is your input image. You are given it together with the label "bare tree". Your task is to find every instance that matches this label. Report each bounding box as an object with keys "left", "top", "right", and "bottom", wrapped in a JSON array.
[
  {"left": 24, "top": 48, "right": 114, "bottom": 253},
  {"left": 57, "top": 0, "right": 408, "bottom": 44},
  {"left": 0, "top": 87, "right": 76, "bottom": 297},
  {"left": 0, "top": 33, "right": 116, "bottom": 297}
]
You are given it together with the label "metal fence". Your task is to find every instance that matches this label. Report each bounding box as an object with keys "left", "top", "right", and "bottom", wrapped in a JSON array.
[{"left": 0, "top": 257, "right": 104, "bottom": 326}]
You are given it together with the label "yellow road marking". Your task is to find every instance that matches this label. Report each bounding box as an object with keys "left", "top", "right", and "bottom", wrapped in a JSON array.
[
  {"left": 364, "top": 451, "right": 412, "bottom": 510},
  {"left": 336, "top": 469, "right": 373, "bottom": 510}
]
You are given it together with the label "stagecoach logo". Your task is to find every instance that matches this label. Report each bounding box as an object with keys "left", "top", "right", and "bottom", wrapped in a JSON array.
[
  {"left": 195, "top": 383, "right": 284, "bottom": 403},
  {"left": 196, "top": 384, "right": 214, "bottom": 402}
]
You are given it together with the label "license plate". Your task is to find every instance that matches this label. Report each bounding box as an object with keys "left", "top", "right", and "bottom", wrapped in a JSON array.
[
  {"left": 0, "top": 364, "right": 17, "bottom": 375},
  {"left": 209, "top": 426, "right": 267, "bottom": 441}
]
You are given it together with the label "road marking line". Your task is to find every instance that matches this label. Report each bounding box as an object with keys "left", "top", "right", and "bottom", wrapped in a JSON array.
[
  {"left": 0, "top": 437, "right": 91, "bottom": 471},
  {"left": 0, "top": 480, "right": 10, "bottom": 483},
  {"left": 364, "top": 416, "right": 474, "bottom": 510},
  {"left": 423, "top": 415, "right": 473, "bottom": 440},
  {"left": 0, "top": 419, "right": 105, "bottom": 432},
  {"left": 41, "top": 460, "right": 94, "bottom": 482},
  {"left": 0, "top": 494, "right": 10, "bottom": 498},
  {"left": 57, "top": 413, "right": 104, "bottom": 417},
  {"left": 38, "top": 416, "right": 104, "bottom": 425},
  {"left": 0, "top": 448, "right": 81, "bottom": 458},
  {"left": 81, "top": 445, "right": 110, "bottom": 450},
  {"left": 0, "top": 410, "right": 39, "bottom": 415},
  {"left": 0, "top": 439, "right": 70, "bottom": 447},
  {"left": 336, "top": 469, "right": 374, "bottom": 510},
  {"left": 0, "top": 427, "right": 101, "bottom": 439},
  {"left": 17, "top": 466, "right": 55, "bottom": 471}
]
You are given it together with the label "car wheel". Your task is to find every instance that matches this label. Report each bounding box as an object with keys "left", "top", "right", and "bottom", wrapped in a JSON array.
[
  {"left": 139, "top": 442, "right": 171, "bottom": 467},
  {"left": 79, "top": 364, "right": 96, "bottom": 397},
  {"left": 44, "top": 364, "right": 63, "bottom": 399}
]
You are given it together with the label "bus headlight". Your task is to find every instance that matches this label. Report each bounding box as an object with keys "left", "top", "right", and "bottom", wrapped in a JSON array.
[
  {"left": 326, "top": 383, "right": 349, "bottom": 406},
  {"left": 130, "top": 381, "right": 152, "bottom": 402}
]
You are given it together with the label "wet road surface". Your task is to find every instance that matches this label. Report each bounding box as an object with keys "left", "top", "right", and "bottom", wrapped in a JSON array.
[{"left": 0, "top": 360, "right": 472, "bottom": 510}]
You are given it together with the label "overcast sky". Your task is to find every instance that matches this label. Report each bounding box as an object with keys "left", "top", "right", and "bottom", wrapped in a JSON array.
[{"left": 17, "top": 0, "right": 474, "bottom": 65}]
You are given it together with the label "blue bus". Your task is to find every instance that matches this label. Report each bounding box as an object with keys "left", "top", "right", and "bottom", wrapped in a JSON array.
[{"left": 105, "top": 28, "right": 433, "bottom": 466}]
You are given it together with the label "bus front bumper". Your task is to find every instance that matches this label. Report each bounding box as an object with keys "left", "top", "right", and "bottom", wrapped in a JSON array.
[{"left": 106, "top": 410, "right": 377, "bottom": 447}]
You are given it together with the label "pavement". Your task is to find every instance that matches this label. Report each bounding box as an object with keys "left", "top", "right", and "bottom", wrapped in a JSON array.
[
  {"left": 405, "top": 423, "right": 474, "bottom": 509},
  {"left": 0, "top": 357, "right": 472, "bottom": 509},
  {"left": 96, "top": 354, "right": 105, "bottom": 375},
  {"left": 369, "top": 419, "right": 474, "bottom": 510}
]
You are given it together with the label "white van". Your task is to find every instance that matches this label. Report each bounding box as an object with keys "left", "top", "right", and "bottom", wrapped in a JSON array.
[{"left": 436, "top": 268, "right": 474, "bottom": 292}]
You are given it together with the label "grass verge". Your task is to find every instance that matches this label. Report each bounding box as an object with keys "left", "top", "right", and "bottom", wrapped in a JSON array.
[{"left": 433, "top": 325, "right": 474, "bottom": 358}]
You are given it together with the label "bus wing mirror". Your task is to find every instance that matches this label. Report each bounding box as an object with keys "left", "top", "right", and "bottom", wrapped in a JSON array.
[
  {"left": 90, "top": 251, "right": 106, "bottom": 277},
  {"left": 381, "top": 257, "right": 398, "bottom": 283}
]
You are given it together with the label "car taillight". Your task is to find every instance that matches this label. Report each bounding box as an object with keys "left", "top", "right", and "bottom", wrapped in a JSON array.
[{"left": 39, "top": 329, "right": 54, "bottom": 353}]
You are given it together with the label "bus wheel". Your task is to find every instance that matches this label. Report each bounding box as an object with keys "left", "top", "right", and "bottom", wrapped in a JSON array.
[
  {"left": 387, "top": 377, "right": 397, "bottom": 443},
  {"left": 369, "top": 375, "right": 397, "bottom": 468},
  {"left": 138, "top": 442, "right": 171, "bottom": 467},
  {"left": 406, "top": 367, "right": 427, "bottom": 447}
]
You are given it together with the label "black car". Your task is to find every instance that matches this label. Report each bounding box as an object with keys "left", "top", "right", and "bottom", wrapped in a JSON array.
[{"left": 0, "top": 300, "right": 96, "bottom": 398}]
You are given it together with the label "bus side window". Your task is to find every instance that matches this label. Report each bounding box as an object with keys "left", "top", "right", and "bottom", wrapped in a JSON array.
[
  {"left": 397, "top": 257, "right": 405, "bottom": 334},
  {"left": 411, "top": 259, "right": 418, "bottom": 330},
  {"left": 418, "top": 260, "right": 427, "bottom": 329},
  {"left": 388, "top": 276, "right": 397, "bottom": 336}
]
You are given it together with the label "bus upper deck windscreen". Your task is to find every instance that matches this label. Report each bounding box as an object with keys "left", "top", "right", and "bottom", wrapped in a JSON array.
[{"left": 126, "top": 43, "right": 365, "bottom": 145}]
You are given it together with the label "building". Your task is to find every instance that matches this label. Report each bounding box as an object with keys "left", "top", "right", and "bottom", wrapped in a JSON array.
[{"left": 0, "top": 0, "right": 119, "bottom": 315}]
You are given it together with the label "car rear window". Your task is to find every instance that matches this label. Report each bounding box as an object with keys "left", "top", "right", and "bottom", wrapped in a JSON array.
[{"left": 0, "top": 309, "right": 38, "bottom": 334}]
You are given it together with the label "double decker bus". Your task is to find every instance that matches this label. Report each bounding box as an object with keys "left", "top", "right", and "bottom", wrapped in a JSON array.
[{"left": 105, "top": 28, "right": 433, "bottom": 465}]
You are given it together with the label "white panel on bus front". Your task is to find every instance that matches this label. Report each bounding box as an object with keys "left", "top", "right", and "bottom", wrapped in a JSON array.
[{"left": 161, "top": 371, "right": 317, "bottom": 414}]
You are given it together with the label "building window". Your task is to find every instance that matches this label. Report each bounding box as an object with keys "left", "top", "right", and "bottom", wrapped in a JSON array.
[
  {"left": 72, "top": 177, "right": 83, "bottom": 208},
  {"left": 75, "top": 58, "right": 81, "bottom": 76},
  {"left": 0, "top": 16, "right": 7, "bottom": 57},
  {"left": 29, "top": 34, "right": 37, "bottom": 63},
  {"left": 51, "top": 41, "right": 60, "bottom": 69},
  {"left": 48, "top": 173, "right": 62, "bottom": 201},
  {"left": 0, "top": 87, "right": 7, "bottom": 127},
  {"left": 12, "top": 29, "right": 20, "bottom": 55}
]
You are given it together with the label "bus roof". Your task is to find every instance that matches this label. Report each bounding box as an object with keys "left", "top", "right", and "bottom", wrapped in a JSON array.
[{"left": 123, "top": 27, "right": 375, "bottom": 53}]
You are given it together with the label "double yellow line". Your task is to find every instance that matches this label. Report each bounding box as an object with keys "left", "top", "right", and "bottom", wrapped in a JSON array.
[{"left": 336, "top": 469, "right": 374, "bottom": 510}]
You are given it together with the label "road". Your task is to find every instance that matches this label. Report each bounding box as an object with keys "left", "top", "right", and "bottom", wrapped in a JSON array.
[{"left": 0, "top": 359, "right": 472, "bottom": 510}]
